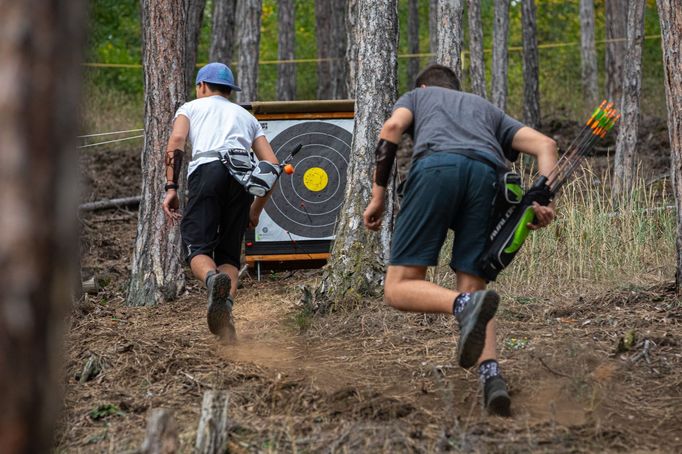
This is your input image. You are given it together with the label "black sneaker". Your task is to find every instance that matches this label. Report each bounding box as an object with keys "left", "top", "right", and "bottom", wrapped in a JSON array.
[
  {"left": 484, "top": 375, "right": 511, "bottom": 416},
  {"left": 206, "top": 272, "right": 236, "bottom": 341},
  {"left": 456, "top": 290, "right": 499, "bottom": 368}
]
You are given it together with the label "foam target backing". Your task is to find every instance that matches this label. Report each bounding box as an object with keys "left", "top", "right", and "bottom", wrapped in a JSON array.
[{"left": 249, "top": 119, "right": 353, "bottom": 254}]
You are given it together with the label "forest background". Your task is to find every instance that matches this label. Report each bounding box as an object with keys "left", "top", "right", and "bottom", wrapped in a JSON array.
[{"left": 87, "top": 0, "right": 665, "bottom": 122}]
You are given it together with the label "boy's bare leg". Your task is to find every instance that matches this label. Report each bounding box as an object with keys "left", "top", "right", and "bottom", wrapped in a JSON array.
[
  {"left": 190, "top": 254, "right": 219, "bottom": 284},
  {"left": 384, "top": 265, "right": 460, "bottom": 313}
]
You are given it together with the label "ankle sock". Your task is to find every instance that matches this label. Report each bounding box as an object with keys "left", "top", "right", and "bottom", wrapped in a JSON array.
[
  {"left": 204, "top": 269, "right": 219, "bottom": 288},
  {"left": 453, "top": 292, "right": 472, "bottom": 318},
  {"left": 479, "top": 359, "right": 500, "bottom": 383}
]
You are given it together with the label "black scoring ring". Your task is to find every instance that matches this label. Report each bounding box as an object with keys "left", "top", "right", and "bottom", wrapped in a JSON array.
[{"left": 266, "top": 121, "right": 352, "bottom": 238}]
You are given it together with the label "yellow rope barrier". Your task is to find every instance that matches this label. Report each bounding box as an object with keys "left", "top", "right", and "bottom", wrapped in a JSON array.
[{"left": 83, "top": 35, "right": 661, "bottom": 69}]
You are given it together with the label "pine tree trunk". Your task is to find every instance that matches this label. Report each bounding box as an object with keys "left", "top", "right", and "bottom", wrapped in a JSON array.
[
  {"left": 491, "top": 0, "right": 510, "bottom": 110},
  {"left": 346, "top": 0, "right": 359, "bottom": 98},
  {"left": 436, "top": 0, "right": 465, "bottom": 82},
  {"left": 521, "top": 0, "right": 540, "bottom": 128},
  {"left": 579, "top": 0, "right": 599, "bottom": 107},
  {"left": 185, "top": 0, "right": 207, "bottom": 92},
  {"left": 128, "top": 0, "right": 187, "bottom": 307},
  {"left": 613, "top": 0, "right": 645, "bottom": 199},
  {"left": 277, "top": 0, "right": 296, "bottom": 101},
  {"left": 315, "top": 0, "right": 333, "bottom": 99},
  {"left": 407, "top": 0, "right": 420, "bottom": 86},
  {"left": 605, "top": 0, "right": 627, "bottom": 104},
  {"left": 330, "top": 0, "right": 349, "bottom": 99},
  {"left": 468, "top": 0, "right": 487, "bottom": 98},
  {"left": 317, "top": 0, "right": 399, "bottom": 303},
  {"left": 236, "top": 0, "right": 262, "bottom": 103},
  {"left": 656, "top": 0, "right": 682, "bottom": 293},
  {"left": 429, "top": 0, "right": 438, "bottom": 62},
  {"left": 0, "top": 0, "right": 85, "bottom": 450},
  {"left": 210, "top": 0, "right": 237, "bottom": 64}
]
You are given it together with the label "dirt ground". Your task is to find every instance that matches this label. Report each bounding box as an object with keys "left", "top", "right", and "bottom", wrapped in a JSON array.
[{"left": 58, "top": 116, "right": 681, "bottom": 452}]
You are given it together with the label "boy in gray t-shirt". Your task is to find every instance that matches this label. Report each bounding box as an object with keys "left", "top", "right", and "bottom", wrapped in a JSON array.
[{"left": 363, "top": 64, "right": 558, "bottom": 416}]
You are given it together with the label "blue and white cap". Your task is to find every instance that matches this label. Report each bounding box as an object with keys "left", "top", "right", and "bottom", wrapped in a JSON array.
[{"left": 195, "top": 62, "right": 241, "bottom": 91}]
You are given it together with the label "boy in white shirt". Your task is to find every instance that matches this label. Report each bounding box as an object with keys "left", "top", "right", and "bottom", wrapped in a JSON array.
[{"left": 162, "top": 62, "right": 278, "bottom": 340}]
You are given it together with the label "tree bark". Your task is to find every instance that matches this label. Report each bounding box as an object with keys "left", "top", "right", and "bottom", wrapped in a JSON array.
[
  {"left": 605, "top": 0, "right": 627, "bottom": 104},
  {"left": 407, "top": 0, "right": 420, "bottom": 87},
  {"left": 656, "top": 0, "right": 682, "bottom": 293},
  {"left": 185, "top": 0, "right": 207, "bottom": 93},
  {"left": 468, "top": 0, "right": 487, "bottom": 98},
  {"left": 521, "top": 0, "right": 540, "bottom": 128},
  {"left": 436, "top": 0, "right": 465, "bottom": 83},
  {"left": 236, "top": 0, "right": 262, "bottom": 103},
  {"left": 195, "top": 391, "right": 230, "bottom": 453},
  {"left": 0, "top": 0, "right": 85, "bottom": 451},
  {"left": 491, "top": 0, "right": 510, "bottom": 110},
  {"left": 613, "top": 0, "right": 645, "bottom": 199},
  {"left": 277, "top": 0, "right": 296, "bottom": 101},
  {"left": 317, "top": 0, "right": 399, "bottom": 303},
  {"left": 128, "top": 0, "right": 187, "bottom": 307},
  {"left": 429, "top": 0, "right": 438, "bottom": 62},
  {"left": 210, "top": 0, "right": 237, "bottom": 65},
  {"left": 141, "top": 409, "right": 178, "bottom": 454},
  {"left": 579, "top": 0, "right": 599, "bottom": 107},
  {"left": 345, "top": 0, "right": 359, "bottom": 98}
]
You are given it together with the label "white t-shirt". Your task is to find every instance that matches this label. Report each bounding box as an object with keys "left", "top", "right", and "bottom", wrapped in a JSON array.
[{"left": 174, "top": 96, "right": 265, "bottom": 176}]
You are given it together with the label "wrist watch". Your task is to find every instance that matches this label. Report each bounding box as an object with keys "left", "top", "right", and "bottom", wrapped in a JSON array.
[{"left": 164, "top": 183, "right": 178, "bottom": 191}]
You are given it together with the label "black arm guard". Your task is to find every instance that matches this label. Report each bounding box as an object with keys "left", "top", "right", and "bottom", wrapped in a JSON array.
[
  {"left": 374, "top": 139, "right": 398, "bottom": 187},
  {"left": 165, "top": 149, "right": 183, "bottom": 184}
]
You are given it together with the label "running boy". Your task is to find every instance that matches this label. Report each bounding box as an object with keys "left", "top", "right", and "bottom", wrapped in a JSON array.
[
  {"left": 162, "top": 62, "right": 278, "bottom": 340},
  {"left": 363, "top": 64, "right": 557, "bottom": 416}
]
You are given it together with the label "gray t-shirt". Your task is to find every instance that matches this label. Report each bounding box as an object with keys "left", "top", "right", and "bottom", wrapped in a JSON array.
[{"left": 393, "top": 86, "right": 524, "bottom": 166}]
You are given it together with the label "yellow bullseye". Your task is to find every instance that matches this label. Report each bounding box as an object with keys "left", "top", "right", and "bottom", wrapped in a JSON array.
[{"left": 303, "top": 167, "right": 328, "bottom": 192}]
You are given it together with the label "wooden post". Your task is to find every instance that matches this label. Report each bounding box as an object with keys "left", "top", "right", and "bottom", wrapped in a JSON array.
[
  {"left": 141, "top": 409, "right": 179, "bottom": 454},
  {"left": 195, "top": 391, "right": 231, "bottom": 453}
]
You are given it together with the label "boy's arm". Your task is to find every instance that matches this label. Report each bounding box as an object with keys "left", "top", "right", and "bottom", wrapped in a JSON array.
[
  {"left": 364, "top": 107, "right": 413, "bottom": 231},
  {"left": 510, "top": 126, "right": 558, "bottom": 229},
  {"left": 162, "top": 115, "right": 190, "bottom": 222}
]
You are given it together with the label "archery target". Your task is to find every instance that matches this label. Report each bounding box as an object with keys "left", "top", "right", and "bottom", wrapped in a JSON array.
[{"left": 255, "top": 119, "right": 353, "bottom": 243}]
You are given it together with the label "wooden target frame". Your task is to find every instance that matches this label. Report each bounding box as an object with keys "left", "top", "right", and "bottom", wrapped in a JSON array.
[{"left": 242, "top": 100, "right": 355, "bottom": 266}]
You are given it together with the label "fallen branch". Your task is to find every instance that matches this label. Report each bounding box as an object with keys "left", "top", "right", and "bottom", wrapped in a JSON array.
[
  {"left": 532, "top": 353, "right": 572, "bottom": 378},
  {"left": 79, "top": 196, "right": 141, "bottom": 212}
]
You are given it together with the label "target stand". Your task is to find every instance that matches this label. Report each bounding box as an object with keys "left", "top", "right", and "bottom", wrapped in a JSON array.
[{"left": 242, "top": 100, "right": 354, "bottom": 275}]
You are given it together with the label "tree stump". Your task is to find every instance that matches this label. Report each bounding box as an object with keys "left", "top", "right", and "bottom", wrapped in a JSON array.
[
  {"left": 140, "top": 409, "right": 178, "bottom": 454},
  {"left": 195, "top": 390, "right": 230, "bottom": 454}
]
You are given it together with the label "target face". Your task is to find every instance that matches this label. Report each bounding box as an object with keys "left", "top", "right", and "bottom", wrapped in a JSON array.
[{"left": 258, "top": 120, "right": 352, "bottom": 240}]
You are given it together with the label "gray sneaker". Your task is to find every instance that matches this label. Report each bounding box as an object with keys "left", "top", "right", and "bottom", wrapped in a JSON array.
[
  {"left": 206, "top": 273, "right": 236, "bottom": 341},
  {"left": 484, "top": 375, "right": 511, "bottom": 416},
  {"left": 456, "top": 290, "right": 499, "bottom": 368}
]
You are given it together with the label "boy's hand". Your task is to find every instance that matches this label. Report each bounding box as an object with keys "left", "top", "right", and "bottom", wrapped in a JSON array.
[
  {"left": 363, "top": 198, "right": 385, "bottom": 231},
  {"left": 528, "top": 202, "right": 555, "bottom": 230},
  {"left": 162, "top": 190, "right": 181, "bottom": 223}
]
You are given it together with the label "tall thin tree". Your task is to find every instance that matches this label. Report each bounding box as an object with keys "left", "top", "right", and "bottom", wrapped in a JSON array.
[
  {"left": 436, "top": 0, "right": 465, "bottom": 82},
  {"left": 236, "top": 0, "right": 262, "bottom": 103},
  {"left": 468, "top": 0, "right": 487, "bottom": 98},
  {"left": 128, "top": 0, "right": 187, "bottom": 306},
  {"left": 580, "top": 0, "right": 599, "bottom": 106},
  {"left": 315, "top": 0, "right": 333, "bottom": 99},
  {"left": 491, "top": 0, "right": 510, "bottom": 110},
  {"left": 330, "top": 0, "right": 349, "bottom": 99},
  {"left": 346, "top": 0, "right": 360, "bottom": 98},
  {"left": 277, "top": 0, "right": 296, "bottom": 101},
  {"left": 210, "top": 0, "right": 237, "bottom": 64},
  {"left": 317, "top": 0, "right": 399, "bottom": 301},
  {"left": 613, "top": 0, "right": 646, "bottom": 199},
  {"left": 521, "top": 0, "right": 540, "bottom": 128},
  {"left": 605, "top": 0, "right": 627, "bottom": 105},
  {"left": 656, "top": 0, "right": 682, "bottom": 293},
  {"left": 407, "top": 0, "right": 421, "bottom": 86},
  {"left": 429, "top": 0, "right": 438, "bottom": 62},
  {"left": 0, "top": 0, "right": 85, "bottom": 450},
  {"left": 185, "top": 0, "right": 208, "bottom": 92}
]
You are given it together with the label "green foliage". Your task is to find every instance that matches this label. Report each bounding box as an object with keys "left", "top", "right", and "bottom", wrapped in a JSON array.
[{"left": 89, "top": 403, "right": 122, "bottom": 421}]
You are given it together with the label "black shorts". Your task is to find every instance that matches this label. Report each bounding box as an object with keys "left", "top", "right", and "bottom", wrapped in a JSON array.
[{"left": 181, "top": 160, "right": 253, "bottom": 267}]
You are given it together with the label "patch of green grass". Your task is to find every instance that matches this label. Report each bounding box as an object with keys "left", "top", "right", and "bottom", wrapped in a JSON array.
[{"left": 89, "top": 403, "right": 122, "bottom": 421}]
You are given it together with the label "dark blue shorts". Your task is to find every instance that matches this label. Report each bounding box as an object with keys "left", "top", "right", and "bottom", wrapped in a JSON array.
[{"left": 390, "top": 152, "right": 496, "bottom": 278}]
